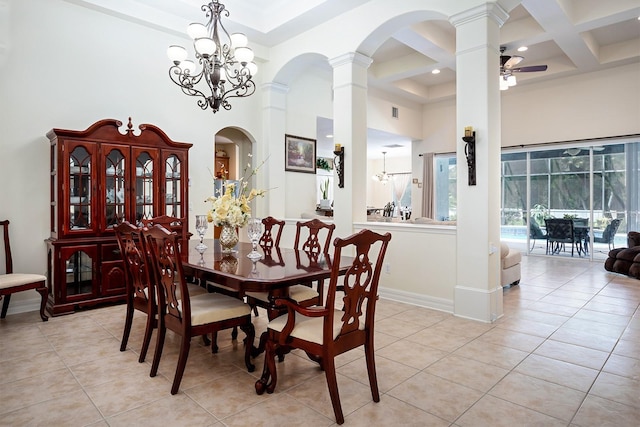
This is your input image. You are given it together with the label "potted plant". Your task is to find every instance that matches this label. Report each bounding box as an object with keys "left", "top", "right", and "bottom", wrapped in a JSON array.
[{"left": 319, "top": 178, "right": 331, "bottom": 209}]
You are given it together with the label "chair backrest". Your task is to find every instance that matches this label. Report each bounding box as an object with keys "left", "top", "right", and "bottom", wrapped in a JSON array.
[
  {"left": 0, "top": 220, "right": 14, "bottom": 274},
  {"left": 294, "top": 218, "right": 336, "bottom": 254},
  {"left": 324, "top": 229, "right": 391, "bottom": 342},
  {"left": 141, "top": 224, "right": 189, "bottom": 325},
  {"left": 603, "top": 219, "right": 621, "bottom": 242},
  {"left": 114, "top": 221, "right": 151, "bottom": 304},
  {"left": 529, "top": 217, "right": 546, "bottom": 239},
  {"left": 259, "top": 216, "right": 285, "bottom": 248},
  {"left": 142, "top": 215, "right": 184, "bottom": 233},
  {"left": 573, "top": 218, "right": 588, "bottom": 227},
  {"left": 544, "top": 218, "right": 574, "bottom": 241}
]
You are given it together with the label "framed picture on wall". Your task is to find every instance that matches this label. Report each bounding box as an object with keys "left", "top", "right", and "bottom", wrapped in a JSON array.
[{"left": 285, "top": 134, "right": 316, "bottom": 173}]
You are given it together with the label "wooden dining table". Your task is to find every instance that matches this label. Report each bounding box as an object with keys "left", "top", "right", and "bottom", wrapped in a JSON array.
[{"left": 182, "top": 239, "right": 353, "bottom": 353}]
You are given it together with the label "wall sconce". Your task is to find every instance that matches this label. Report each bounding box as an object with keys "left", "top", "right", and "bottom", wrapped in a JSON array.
[
  {"left": 463, "top": 127, "right": 476, "bottom": 186},
  {"left": 333, "top": 144, "right": 344, "bottom": 188}
]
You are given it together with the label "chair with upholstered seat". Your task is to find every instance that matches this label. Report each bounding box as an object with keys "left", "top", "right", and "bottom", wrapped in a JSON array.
[
  {"left": 255, "top": 228, "right": 392, "bottom": 425},
  {"left": 0, "top": 220, "right": 48, "bottom": 321},
  {"left": 142, "top": 224, "right": 255, "bottom": 395},
  {"left": 245, "top": 218, "right": 334, "bottom": 320},
  {"left": 115, "top": 221, "right": 208, "bottom": 362}
]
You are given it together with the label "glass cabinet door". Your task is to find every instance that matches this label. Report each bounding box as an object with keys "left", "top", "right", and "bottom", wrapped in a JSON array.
[
  {"left": 104, "top": 148, "right": 126, "bottom": 229},
  {"left": 165, "top": 154, "right": 183, "bottom": 218},
  {"left": 60, "top": 246, "right": 96, "bottom": 300},
  {"left": 69, "top": 145, "right": 92, "bottom": 231},
  {"left": 135, "top": 151, "right": 155, "bottom": 225}
]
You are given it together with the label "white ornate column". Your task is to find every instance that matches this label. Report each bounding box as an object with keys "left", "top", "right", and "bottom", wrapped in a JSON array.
[
  {"left": 329, "top": 52, "right": 372, "bottom": 239},
  {"left": 450, "top": 3, "right": 508, "bottom": 322},
  {"left": 259, "top": 82, "right": 289, "bottom": 219}
]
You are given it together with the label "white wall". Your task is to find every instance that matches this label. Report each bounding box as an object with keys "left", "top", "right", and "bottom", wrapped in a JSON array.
[{"left": 0, "top": 0, "right": 263, "bottom": 309}]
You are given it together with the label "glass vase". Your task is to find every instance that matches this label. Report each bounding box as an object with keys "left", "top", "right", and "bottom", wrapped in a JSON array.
[{"left": 219, "top": 224, "right": 239, "bottom": 253}]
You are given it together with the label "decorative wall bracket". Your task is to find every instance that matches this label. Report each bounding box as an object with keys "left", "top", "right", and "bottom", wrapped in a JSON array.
[
  {"left": 462, "top": 129, "right": 476, "bottom": 186},
  {"left": 333, "top": 146, "right": 344, "bottom": 188}
]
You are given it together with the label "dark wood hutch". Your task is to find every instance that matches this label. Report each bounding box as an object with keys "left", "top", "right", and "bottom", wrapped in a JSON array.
[{"left": 46, "top": 118, "right": 192, "bottom": 316}]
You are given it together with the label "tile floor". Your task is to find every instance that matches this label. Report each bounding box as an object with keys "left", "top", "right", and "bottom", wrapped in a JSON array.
[{"left": 1, "top": 255, "right": 639, "bottom": 426}]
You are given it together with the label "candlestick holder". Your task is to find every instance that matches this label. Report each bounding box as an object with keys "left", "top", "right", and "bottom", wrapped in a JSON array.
[{"left": 333, "top": 146, "right": 344, "bottom": 188}]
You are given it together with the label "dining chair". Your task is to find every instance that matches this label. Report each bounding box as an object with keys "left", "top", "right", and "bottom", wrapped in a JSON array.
[
  {"left": 115, "top": 221, "right": 209, "bottom": 362},
  {"left": 141, "top": 224, "right": 255, "bottom": 395},
  {"left": 255, "top": 228, "right": 392, "bottom": 425},
  {"left": 528, "top": 217, "right": 547, "bottom": 252},
  {"left": 544, "top": 218, "right": 575, "bottom": 256},
  {"left": 593, "top": 218, "right": 621, "bottom": 251},
  {"left": 245, "top": 218, "right": 334, "bottom": 320},
  {"left": 0, "top": 220, "right": 48, "bottom": 321}
]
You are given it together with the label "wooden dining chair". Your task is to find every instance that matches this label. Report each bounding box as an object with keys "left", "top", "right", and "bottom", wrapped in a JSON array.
[
  {"left": 141, "top": 224, "right": 255, "bottom": 395},
  {"left": 255, "top": 228, "right": 392, "bottom": 425},
  {"left": 0, "top": 220, "right": 48, "bottom": 321},
  {"left": 115, "top": 221, "right": 209, "bottom": 362},
  {"left": 245, "top": 218, "right": 334, "bottom": 319}
]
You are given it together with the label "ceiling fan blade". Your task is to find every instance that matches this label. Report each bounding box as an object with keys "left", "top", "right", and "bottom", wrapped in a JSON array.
[
  {"left": 512, "top": 65, "right": 548, "bottom": 73},
  {"left": 503, "top": 55, "right": 524, "bottom": 69}
]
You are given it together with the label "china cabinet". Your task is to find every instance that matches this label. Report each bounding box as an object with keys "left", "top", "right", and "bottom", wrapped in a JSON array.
[{"left": 46, "top": 118, "right": 192, "bottom": 315}]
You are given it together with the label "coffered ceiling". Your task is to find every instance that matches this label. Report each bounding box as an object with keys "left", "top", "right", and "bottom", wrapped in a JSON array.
[{"left": 66, "top": 0, "right": 640, "bottom": 156}]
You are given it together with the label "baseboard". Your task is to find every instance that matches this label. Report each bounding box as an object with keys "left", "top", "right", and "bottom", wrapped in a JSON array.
[{"left": 379, "top": 286, "right": 454, "bottom": 314}]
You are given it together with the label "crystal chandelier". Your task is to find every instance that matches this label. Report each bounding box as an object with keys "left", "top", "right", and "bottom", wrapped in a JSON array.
[
  {"left": 372, "top": 151, "right": 390, "bottom": 184},
  {"left": 166, "top": 1, "right": 257, "bottom": 113}
]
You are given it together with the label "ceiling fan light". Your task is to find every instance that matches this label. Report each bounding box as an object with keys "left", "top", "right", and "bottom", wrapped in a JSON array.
[
  {"left": 500, "top": 76, "right": 509, "bottom": 90},
  {"left": 507, "top": 75, "right": 517, "bottom": 86}
]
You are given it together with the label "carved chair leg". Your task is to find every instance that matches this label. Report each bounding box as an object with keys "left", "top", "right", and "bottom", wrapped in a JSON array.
[
  {"left": 240, "top": 322, "right": 256, "bottom": 372},
  {"left": 171, "top": 335, "right": 191, "bottom": 395},
  {"left": 231, "top": 326, "right": 238, "bottom": 340},
  {"left": 323, "top": 356, "right": 344, "bottom": 425},
  {"left": 36, "top": 287, "right": 48, "bottom": 321},
  {"left": 364, "top": 340, "right": 380, "bottom": 402},
  {"left": 1, "top": 294, "right": 11, "bottom": 318},
  {"left": 202, "top": 334, "right": 211, "bottom": 346},
  {"left": 150, "top": 321, "right": 166, "bottom": 378},
  {"left": 211, "top": 331, "right": 219, "bottom": 353},
  {"left": 139, "top": 314, "right": 154, "bottom": 363},
  {"left": 120, "top": 299, "right": 134, "bottom": 352}
]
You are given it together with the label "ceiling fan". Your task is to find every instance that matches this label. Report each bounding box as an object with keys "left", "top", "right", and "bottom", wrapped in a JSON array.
[{"left": 500, "top": 47, "right": 547, "bottom": 90}]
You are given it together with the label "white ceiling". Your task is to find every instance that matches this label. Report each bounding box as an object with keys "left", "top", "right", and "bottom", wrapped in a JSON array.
[{"left": 67, "top": 0, "right": 640, "bottom": 158}]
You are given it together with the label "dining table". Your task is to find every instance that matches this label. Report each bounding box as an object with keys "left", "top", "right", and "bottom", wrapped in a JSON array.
[{"left": 182, "top": 238, "right": 353, "bottom": 353}]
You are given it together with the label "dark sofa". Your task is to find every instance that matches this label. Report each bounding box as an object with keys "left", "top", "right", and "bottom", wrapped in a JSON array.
[{"left": 604, "top": 232, "right": 640, "bottom": 279}]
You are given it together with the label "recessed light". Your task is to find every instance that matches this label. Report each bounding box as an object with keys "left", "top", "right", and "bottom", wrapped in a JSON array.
[
  {"left": 431, "top": 69, "right": 440, "bottom": 74},
  {"left": 326, "top": 134, "right": 333, "bottom": 138},
  {"left": 517, "top": 46, "right": 528, "bottom": 52}
]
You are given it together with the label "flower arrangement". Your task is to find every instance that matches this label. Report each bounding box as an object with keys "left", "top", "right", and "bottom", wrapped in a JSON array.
[{"left": 206, "top": 154, "right": 266, "bottom": 228}]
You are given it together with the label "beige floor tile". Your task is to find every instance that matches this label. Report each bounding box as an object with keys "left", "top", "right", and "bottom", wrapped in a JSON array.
[
  {"left": 223, "top": 393, "right": 334, "bottom": 426},
  {"left": 549, "top": 326, "right": 619, "bottom": 352},
  {"left": 69, "top": 349, "right": 147, "bottom": 388},
  {"left": 582, "top": 299, "right": 638, "bottom": 316},
  {"left": 0, "top": 390, "right": 103, "bottom": 426},
  {"left": 0, "top": 350, "right": 67, "bottom": 384},
  {"left": 344, "top": 395, "right": 449, "bottom": 427},
  {"left": 589, "top": 372, "right": 640, "bottom": 408},
  {"left": 453, "top": 338, "right": 528, "bottom": 370},
  {"left": 489, "top": 371, "right": 585, "bottom": 421},
  {"left": 613, "top": 338, "right": 640, "bottom": 359},
  {"left": 572, "top": 394, "right": 640, "bottom": 427},
  {"left": 375, "top": 337, "right": 448, "bottom": 370},
  {"left": 425, "top": 355, "right": 509, "bottom": 392},
  {"left": 456, "top": 394, "right": 567, "bottom": 427},
  {"left": 0, "top": 369, "right": 82, "bottom": 415},
  {"left": 83, "top": 370, "right": 172, "bottom": 417},
  {"left": 477, "top": 327, "right": 546, "bottom": 352},
  {"left": 524, "top": 300, "right": 581, "bottom": 316},
  {"left": 186, "top": 371, "right": 272, "bottom": 418},
  {"left": 603, "top": 353, "right": 640, "bottom": 381},
  {"left": 561, "top": 317, "right": 627, "bottom": 339},
  {"left": 533, "top": 339, "right": 610, "bottom": 370},
  {"left": 374, "top": 317, "right": 426, "bottom": 338},
  {"left": 389, "top": 306, "right": 450, "bottom": 327},
  {"left": 106, "top": 393, "right": 220, "bottom": 426},
  {"left": 252, "top": 351, "right": 324, "bottom": 393},
  {"left": 573, "top": 308, "right": 632, "bottom": 326},
  {"left": 514, "top": 354, "right": 599, "bottom": 391},
  {"left": 287, "top": 372, "right": 374, "bottom": 420},
  {"left": 493, "top": 317, "right": 558, "bottom": 338},
  {"left": 405, "top": 327, "right": 474, "bottom": 352},
  {"left": 387, "top": 371, "right": 483, "bottom": 422},
  {"left": 338, "top": 354, "right": 419, "bottom": 393},
  {"left": 508, "top": 308, "right": 570, "bottom": 327}
]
